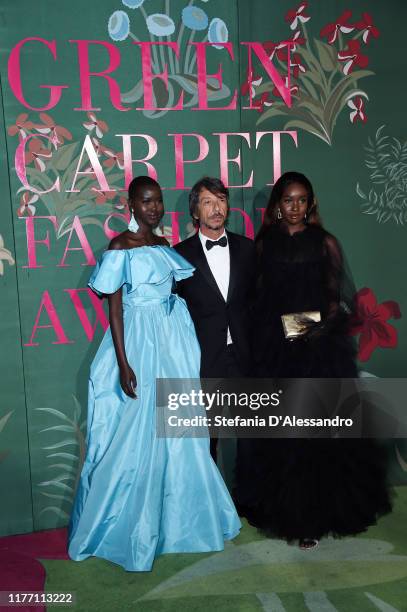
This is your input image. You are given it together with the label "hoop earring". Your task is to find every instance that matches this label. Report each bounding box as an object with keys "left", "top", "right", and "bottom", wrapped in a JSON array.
[
  {"left": 277, "top": 209, "right": 282, "bottom": 220},
  {"left": 304, "top": 212, "right": 307, "bottom": 222}
]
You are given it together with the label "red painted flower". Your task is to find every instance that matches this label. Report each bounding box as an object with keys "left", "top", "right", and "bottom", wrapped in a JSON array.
[
  {"left": 34, "top": 113, "right": 72, "bottom": 146},
  {"left": 94, "top": 190, "right": 116, "bottom": 205},
  {"left": 262, "top": 41, "right": 279, "bottom": 59},
  {"left": 350, "top": 288, "right": 401, "bottom": 362},
  {"left": 285, "top": 2, "right": 310, "bottom": 31},
  {"left": 115, "top": 196, "right": 128, "bottom": 210},
  {"left": 25, "top": 139, "right": 53, "bottom": 172},
  {"left": 103, "top": 149, "right": 124, "bottom": 170},
  {"left": 277, "top": 48, "right": 306, "bottom": 78},
  {"left": 8, "top": 113, "right": 33, "bottom": 140},
  {"left": 82, "top": 138, "right": 106, "bottom": 172},
  {"left": 286, "top": 30, "right": 306, "bottom": 52},
  {"left": 261, "top": 39, "right": 288, "bottom": 60},
  {"left": 338, "top": 40, "right": 368, "bottom": 75},
  {"left": 241, "top": 70, "right": 273, "bottom": 112},
  {"left": 241, "top": 69, "right": 263, "bottom": 98},
  {"left": 355, "top": 12, "right": 380, "bottom": 44},
  {"left": 291, "top": 53, "right": 306, "bottom": 78},
  {"left": 262, "top": 36, "right": 304, "bottom": 63},
  {"left": 91, "top": 137, "right": 104, "bottom": 156},
  {"left": 320, "top": 10, "right": 354, "bottom": 44},
  {"left": 347, "top": 96, "right": 367, "bottom": 123},
  {"left": 83, "top": 112, "right": 108, "bottom": 138},
  {"left": 17, "top": 192, "right": 39, "bottom": 217},
  {"left": 272, "top": 77, "right": 299, "bottom": 98},
  {"left": 255, "top": 92, "right": 273, "bottom": 113}
]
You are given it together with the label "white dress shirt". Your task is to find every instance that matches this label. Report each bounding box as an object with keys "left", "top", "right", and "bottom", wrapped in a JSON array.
[{"left": 199, "top": 230, "right": 232, "bottom": 345}]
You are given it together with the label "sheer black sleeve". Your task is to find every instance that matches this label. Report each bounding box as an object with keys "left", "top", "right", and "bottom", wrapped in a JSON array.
[{"left": 322, "top": 232, "right": 356, "bottom": 329}]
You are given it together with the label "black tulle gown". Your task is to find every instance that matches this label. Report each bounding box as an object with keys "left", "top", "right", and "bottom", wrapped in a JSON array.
[{"left": 243, "top": 223, "right": 392, "bottom": 541}]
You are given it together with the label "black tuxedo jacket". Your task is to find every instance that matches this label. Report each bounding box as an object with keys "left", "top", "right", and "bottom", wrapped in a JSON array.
[{"left": 174, "top": 231, "right": 256, "bottom": 377}]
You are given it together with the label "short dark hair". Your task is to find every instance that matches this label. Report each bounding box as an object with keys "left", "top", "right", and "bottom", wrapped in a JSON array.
[
  {"left": 128, "top": 175, "right": 161, "bottom": 202},
  {"left": 189, "top": 177, "right": 229, "bottom": 221}
]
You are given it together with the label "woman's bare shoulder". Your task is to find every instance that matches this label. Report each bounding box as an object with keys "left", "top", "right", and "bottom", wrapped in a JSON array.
[{"left": 108, "top": 231, "right": 141, "bottom": 250}]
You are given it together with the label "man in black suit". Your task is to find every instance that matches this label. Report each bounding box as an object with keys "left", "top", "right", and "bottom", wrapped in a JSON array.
[{"left": 174, "top": 177, "right": 255, "bottom": 468}]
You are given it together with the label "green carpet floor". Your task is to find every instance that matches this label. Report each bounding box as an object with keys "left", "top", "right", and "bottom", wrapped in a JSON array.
[{"left": 44, "top": 486, "right": 407, "bottom": 611}]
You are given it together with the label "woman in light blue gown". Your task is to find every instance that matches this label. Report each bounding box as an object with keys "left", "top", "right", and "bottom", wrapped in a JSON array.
[{"left": 68, "top": 176, "right": 241, "bottom": 572}]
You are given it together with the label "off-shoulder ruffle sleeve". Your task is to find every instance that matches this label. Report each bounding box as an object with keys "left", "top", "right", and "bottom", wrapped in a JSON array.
[
  {"left": 88, "top": 250, "right": 132, "bottom": 296},
  {"left": 159, "top": 247, "right": 195, "bottom": 281}
]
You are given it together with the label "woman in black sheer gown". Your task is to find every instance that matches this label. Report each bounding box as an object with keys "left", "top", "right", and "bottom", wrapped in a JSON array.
[{"left": 244, "top": 172, "right": 392, "bottom": 549}]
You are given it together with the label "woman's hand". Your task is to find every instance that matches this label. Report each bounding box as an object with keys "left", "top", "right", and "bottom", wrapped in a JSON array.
[
  {"left": 302, "top": 321, "right": 325, "bottom": 341},
  {"left": 107, "top": 285, "right": 137, "bottom": 399},
  {"left": 292, "top": 315, "right": 324, "bottom": 341},
  {"left": 119, "top": 364, "right": 137, "bottom": 398}
]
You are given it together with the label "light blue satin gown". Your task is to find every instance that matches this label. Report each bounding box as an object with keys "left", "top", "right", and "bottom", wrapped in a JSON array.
[{"left": 68, "top": 245, "right": 241, "bottom": 572}]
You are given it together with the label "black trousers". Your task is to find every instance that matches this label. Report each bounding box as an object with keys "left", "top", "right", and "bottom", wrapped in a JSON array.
[
  {"left": 204, "top": 346, "right": 253, "bottom": 514},
  {"left": 208, "top": 344, "right": 242, "bottom": 462}
]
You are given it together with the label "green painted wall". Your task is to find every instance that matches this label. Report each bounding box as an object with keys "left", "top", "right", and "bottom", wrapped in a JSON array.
[{"left": 0, "top": 0, "right": 406, "bottom": 536}]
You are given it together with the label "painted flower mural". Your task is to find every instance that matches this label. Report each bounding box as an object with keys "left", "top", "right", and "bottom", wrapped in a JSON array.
[
  {"left": 251, "top": 4, "right": 379, "bottom": 145},
  {"left": 285, "top": 2, "right": 310, "bottom": 30},
  {"left": 7, "top": 113, "right": 33, "bottom": 141},
  {"left": 208, "top": 17, "right": 228, "bottom": 49},
  {"left": 348, "top": 96, "right": 367, "bottom": 123},
  {"left": 146, "top": 13, "right": 176, "bottom": 37},
  {"left": 350, "top": 288, "right": 402, "bottom": 362},
  {"left": 8, "top": 110, "right": 125, "bottom": 237},
  {"left": 355, "top": 12, "right": 380, "bottom": 44},
  {"left": 338, "top": 40, "right": 369, "bottom": 75},
  {"left": 82, "top": 113, "right": 108, "bottom": 138},
  {"left": 102, "top": 148, "right": 124, "bottom": 170},
  {"left": 182, "top": 6, "right": 208, "bottom": 31},
  {"left": 122, "top": 0, "right": 144, "bottom": 8},
  {"left": 34, "top": 113, "right": 73, "bottom": 146},
  {"left": 94, "top": 190, "right": 117, "bottom": 205},
  {"left": 107, "top": 1, "right": 232, "bottom": 116},
  {"left": 241, "top": 70, "right": 273, "bottom": 113},
  {"left": 8, "top": 107, "right": 203, "bottom": 240},
  {"left": 320, "top": 10, "right": 354, "bottom": 44},
  {"left": 108, "top": 10, "right": 130, "bottom": 41},
  {"left": 22, "top": 139, "right": 52, "bottom": 172},
  {"left": 17, "top": 192, "right": 38, "bottom": 217}
]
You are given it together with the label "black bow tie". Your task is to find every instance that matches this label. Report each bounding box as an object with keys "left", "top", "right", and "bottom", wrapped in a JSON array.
[{"left": 205, "top": 236, "right": 228, "bottom": 251}]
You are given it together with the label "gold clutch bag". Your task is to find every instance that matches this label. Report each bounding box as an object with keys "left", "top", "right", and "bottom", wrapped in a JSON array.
[{"left": 281, "top": 311, "right": 321, "bottom": 339}]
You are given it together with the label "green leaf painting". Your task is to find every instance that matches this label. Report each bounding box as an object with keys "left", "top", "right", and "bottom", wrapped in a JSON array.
[
  {"left": 356, "top": 126, "right": 407, "bottom": 225},
  {"left": 35, "top": 396, "right": 86, "bottom": 519}
]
